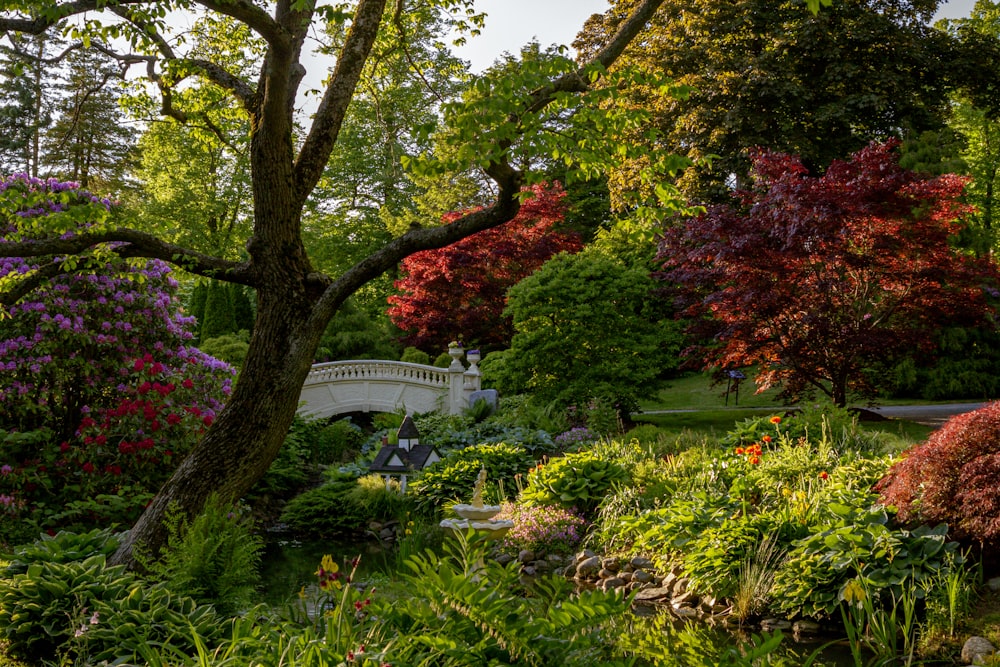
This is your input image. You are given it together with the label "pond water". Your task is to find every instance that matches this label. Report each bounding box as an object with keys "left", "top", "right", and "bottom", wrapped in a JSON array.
[
  {"left": 258, "top": 536, "right": 391, "bottom": 607},
  {"left": 258, "top": 538, "right": 877, "bottom": 665}
]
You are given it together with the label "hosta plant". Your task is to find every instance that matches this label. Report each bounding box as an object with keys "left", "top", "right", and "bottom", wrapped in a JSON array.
[{"left": 519, "top": 450, "right": 629, "bottom": 516}]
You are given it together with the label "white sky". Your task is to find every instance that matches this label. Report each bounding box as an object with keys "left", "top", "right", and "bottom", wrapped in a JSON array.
[{"left": 453, "top": 0, "right": 979, "bottom": 73}]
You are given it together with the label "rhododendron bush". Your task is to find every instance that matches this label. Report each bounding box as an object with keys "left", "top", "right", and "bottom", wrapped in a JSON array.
[
  {"left": 875, "top": 401, "right": 1000, "bottom": 548},
  {"left": 0, "top": 175, "right": 233, "bottom": 535}
]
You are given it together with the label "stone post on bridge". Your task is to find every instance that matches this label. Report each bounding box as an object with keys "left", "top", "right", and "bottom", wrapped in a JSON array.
[{"left": 447, "top": 343, "right": 467, "bottom": 415}]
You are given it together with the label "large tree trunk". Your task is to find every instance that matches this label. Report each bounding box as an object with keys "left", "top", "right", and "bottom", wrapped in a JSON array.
[{"left": 111, "top": 271, "right": 326, "bottom": 567}]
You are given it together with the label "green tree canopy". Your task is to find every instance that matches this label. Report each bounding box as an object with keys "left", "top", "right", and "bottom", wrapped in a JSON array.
[
  {"left": 574, "top": 0, "right": 995, "bottom": 203},
  {"left": 486, "top": 250, "right": 682, "bottom": 415}
]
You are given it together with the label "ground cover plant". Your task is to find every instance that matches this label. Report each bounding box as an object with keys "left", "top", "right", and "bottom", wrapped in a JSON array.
[{"left": 2, "top": 398, "right": 996, "bottom": 666}]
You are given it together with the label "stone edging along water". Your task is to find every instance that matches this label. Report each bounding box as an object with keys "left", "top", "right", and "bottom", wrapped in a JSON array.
[{"left": 491, "top": 547, "right": 1000, "bottom": 664}]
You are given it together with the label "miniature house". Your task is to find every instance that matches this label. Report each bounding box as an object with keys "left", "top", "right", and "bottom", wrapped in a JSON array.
[{"left": 368, "top": 414, "right": 441, "bottom": 493}]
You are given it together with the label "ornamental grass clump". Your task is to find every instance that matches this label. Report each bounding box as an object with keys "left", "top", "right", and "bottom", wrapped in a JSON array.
[{"left": 495, "top": 502, "right": 586, "bottom": 556}]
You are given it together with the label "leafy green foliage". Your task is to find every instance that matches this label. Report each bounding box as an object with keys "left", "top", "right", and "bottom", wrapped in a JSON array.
[
  {"left": 199, "top": 330, "right": 250, "bottom": 367},
  {"left": 138, "top": 497, "right": 262, "bottom": 615},
  {"left": 0, "top": 535, "right": 219, "bottom": 664},
  {"left": 487, "top": 250, "right": 682, "bottom": 415},
  {"left": 380, "top": 534, "right": 633, "bottom": 666},
  {"left": 519, "top": 450, "right": 629, "bottom": 516},
  {"left": 400, "top": 346, "right": 432, "bottom": 365},
  {"left": 770, "top": 504, "right": 959, "bottom": 619},
  {"left": 278, "top": 477, "right": 370, "bottom": 538},
  {"left": 410, "top": 442, "right": 535, "bottom": 515}
]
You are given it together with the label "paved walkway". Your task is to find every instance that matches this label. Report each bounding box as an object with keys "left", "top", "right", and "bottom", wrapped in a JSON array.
[{"left": 869, "top": 402, "right": 987, "bottom": 428}]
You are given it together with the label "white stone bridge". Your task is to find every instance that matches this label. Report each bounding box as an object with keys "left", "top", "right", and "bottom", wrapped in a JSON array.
[{"left": 297, "top": 351, "right": 483, "bottom": 419}]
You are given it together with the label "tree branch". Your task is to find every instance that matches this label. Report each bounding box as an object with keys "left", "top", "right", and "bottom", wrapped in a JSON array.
[
  {"left": 293, "top": 0, "right": 388, "bottom": 203},
  {"left": 0, "top": 262, "right": 67, "bottom": 307},
  {"left": 0, "top": 231, "right": 253, "bottom": 285},
  {"left": 194, "top": 0, "right": 287, "bottom": 49},
  {"left": 523, "top": 0, "right": 666, "bottom": 116},
  {"left": 0, "top": 0, "right": 150, "bottom": 34}
]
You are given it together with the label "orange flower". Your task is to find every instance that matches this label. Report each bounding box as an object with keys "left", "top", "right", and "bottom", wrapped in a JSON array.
[
  {"left": 769, "top": 416, "right": 782, "bottom": 424},
  {"left": 735, "top": 447, "right": 745, "bottom": 455},
  {"left": 819, "top": 471, "right": 828, "bottom": 480},
  {"left": 762, "top": 435, "right": 772, "bottom": 443},
  {"left": 749, "top": 456, "right": 760, "bottom": 465}
]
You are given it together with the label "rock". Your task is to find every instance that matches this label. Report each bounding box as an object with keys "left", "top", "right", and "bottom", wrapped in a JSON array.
[
  {"left": 987, "top": 577, "right": 1000, "bottom": 593},
  {"left": 632, "top": 570, "right": 654, "bottom": 584},
  {"left": 601, "top": 577, "right": 626, "bottom": 591},
  {"left": 672, "top": 577, "right": 689, "bottom": 596},
  {"left": 793, "top": 620, "right": 822, "bottom": 635},
  {"left": 532, "top": 560, "right": 551, "bottom": 573},
  {"left": 522, "top": 565, "right": 537, "bottom": 576},
  {"left": 621, "top": 563, "right": 635, "bottom": 574},
  {"left": 598, "top": 568, "right": 617, "bottom": 579},
  {"left": 518, "top": 549, "right": 535, "bottom": 563},
  {"left": 495, "top": 553, "right": 514, "bottom": 566},
  {"left": 546, "top": 554, "right": 565, "bottom": 565},
  {"left": 962, "top": 636, "right": 996, "bottom": 665},
  {"left": 379, "top": 527, "right": 395, "bottom": 540},
  {"left": 576, "top": 555, "right": 601, "bottom": 578},
  {"left": 760, "top": 619, "right": 792, "bottom": 631},
  {"left": 631, "top": 556, "right": 655, "bottom": 570},
  {"left": 633, "top": 586, "right": 673, "bottom": 604},
  {"left": 574, "top": 549, "right": 597, "bottom": 565},
  {"left": 672, "top": 590, "right": 699, "bottom": 607},
  {"left": 660, "top": 571, "right": 678, "bottom": 591},
  {"left": 602, "top": 557, "right": 620, "bottom": 572},
  {"left": 619, "top": 571, "right": 633, "bottom": 583},
  {"left": 671, "top": 604, "right": 700, "bottom": 619}
]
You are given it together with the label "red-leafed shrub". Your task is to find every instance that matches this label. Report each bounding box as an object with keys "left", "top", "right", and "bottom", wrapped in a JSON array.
[{"left": 875, "top": 401, "right": 1000, "bottom": 546}]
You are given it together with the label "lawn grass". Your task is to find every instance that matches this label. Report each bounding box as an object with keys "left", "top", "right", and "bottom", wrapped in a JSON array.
[{"left": 642, "top": 371, "right": 959, "bottom": 412}]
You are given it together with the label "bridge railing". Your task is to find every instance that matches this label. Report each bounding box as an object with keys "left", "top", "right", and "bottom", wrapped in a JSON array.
[
  {"left": 304, "top": 360, "right": 451, "bottom": 388},
  {"left": 300, "top": 352, "right": 483, "bottom": 416}
]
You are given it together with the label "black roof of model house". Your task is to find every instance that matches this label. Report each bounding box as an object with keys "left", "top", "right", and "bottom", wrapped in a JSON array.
[
  {"left": 369, "top": 444, "right": 440, "bottom": 473},
  {"left": 397, "top": 414, "right": 420, "bottom": 440}
]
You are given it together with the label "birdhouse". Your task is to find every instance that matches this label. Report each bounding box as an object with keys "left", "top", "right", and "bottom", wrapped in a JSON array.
[{"left": 368, "top": 414, "right": 441, "bottom": 493}]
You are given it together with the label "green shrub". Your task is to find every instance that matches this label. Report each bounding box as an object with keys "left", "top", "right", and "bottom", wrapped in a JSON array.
[
  {"left": 2, "top": 528, "right": 119, "bottom": 574},
  {"left": 770, "top": 502, "right": 960, "bottom": 619},
  {"left": 346, "top": 474, "right": 410, "bottom": 521},
  {"left": 313, "top": 418, "right": 365, "bottom": 464},
  {"left": 519, "top": 450, "right": 629, "bottom": 515},
  {"left": 138, "top": 497, "right": 262, "bottom": 615},
  {"left": 199, "top": 330, "right": 250, "bottom": 367},
  {"left": 0, "top": 537, "right": 219, "bottom": 664},
  {"left": 409, "top": 442, "right": 535, "bottom": 515},
  {"left": 432, "top": 351, "right": 453, "bottom": 368},
  {"left": 279, "top": 478, "right": 369, "bottom": 538},
  {"left": 400, "top": 346, "right": 431, "bottom": 365}
]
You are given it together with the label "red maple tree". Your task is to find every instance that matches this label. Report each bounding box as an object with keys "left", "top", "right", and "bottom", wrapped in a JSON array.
[
  {"left": 657, "top": 141, "right": 999, "bottom": 406},
  {"left": 388, "top": 183, "right": 583, "bottom": 351}
]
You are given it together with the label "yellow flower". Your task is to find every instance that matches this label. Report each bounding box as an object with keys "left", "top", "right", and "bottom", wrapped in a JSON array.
[
  {"left": 316, "top": 554, "right": 343, "bottom": 591},
  {"left": 841, "top": 578, "right": 867, "bottom": 605}
]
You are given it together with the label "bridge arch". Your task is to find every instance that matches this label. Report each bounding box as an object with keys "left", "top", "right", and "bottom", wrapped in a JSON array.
[{"left": 297, "top": 356, "right": 482, "bottom": 419}]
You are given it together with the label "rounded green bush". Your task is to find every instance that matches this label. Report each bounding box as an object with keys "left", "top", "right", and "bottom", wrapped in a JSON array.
[{"left": 519, "top": 450, "right": 629, "bottom": 515}]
